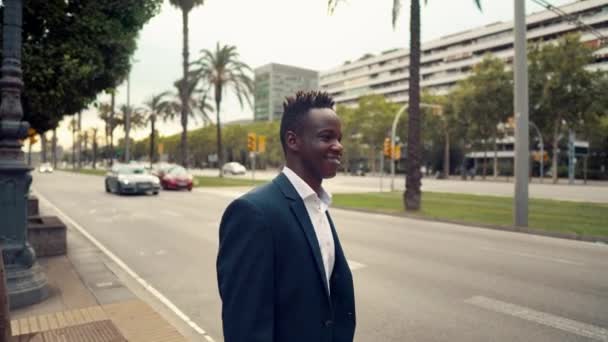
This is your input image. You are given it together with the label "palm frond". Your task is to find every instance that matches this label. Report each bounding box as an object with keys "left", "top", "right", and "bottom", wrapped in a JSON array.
[{"left": 392, "top": 0, "right": 401, "bottom": 29}]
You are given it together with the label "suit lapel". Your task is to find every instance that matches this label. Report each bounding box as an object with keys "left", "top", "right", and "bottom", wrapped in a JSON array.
[{"left": 275, "top": 174, "right": 331, "bottom": 301}]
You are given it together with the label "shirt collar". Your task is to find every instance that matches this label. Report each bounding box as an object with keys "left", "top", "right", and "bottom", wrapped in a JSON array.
[{"left": 282, "top": 166, "right": 332, "bottom": 207}]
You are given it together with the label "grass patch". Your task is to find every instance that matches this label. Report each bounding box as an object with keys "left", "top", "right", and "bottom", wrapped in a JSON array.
[
  {"left": 332, "top": 192, "right": 608, "bottom": 238},
  {"left": 193, "top": 176, "right": 265, "bottom": 187}
]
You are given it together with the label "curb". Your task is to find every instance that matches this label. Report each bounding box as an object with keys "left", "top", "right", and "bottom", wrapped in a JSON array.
[{"left": 333, "top": 206, "right": 608, "bottom": 245}]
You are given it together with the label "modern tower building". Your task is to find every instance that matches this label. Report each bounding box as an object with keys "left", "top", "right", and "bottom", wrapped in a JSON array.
[
  {"left": 254, "top": 63, "right": 319, "bottom": 121},
  {"left": 320, "top": 0, "right": 608, "bottom": 106}
]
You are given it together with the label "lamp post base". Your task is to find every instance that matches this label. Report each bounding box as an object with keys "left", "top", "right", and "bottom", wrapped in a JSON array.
[{"left": 2, "top": 243, "right": 48, "bottom": 309}]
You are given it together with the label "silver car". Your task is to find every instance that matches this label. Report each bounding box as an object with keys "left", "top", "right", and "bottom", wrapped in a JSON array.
[{"left": 105, "top": 164, "right": 161, "bottom": 195}]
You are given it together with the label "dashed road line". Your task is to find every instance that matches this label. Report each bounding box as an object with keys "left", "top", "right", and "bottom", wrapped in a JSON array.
[{"left": 466, "top": 296, "right": 608, "bottom": 341}]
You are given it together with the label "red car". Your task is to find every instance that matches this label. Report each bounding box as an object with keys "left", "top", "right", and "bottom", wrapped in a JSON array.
[{"left": 155, "top": 165, "right": 193, "bottom": 191}]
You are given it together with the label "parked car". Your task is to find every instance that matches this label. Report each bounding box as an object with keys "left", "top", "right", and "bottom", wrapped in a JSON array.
[
  {"left": 222, "top": 162, "right": 247, "bottom": 175},
  {"left": 38, "top": 162, "right": 54, "bottom": 173},
  {"left": 155, "top": 165, "right": 194, "bottom": 191},
  {"left": 105, "top": 164, "right": 160, "bottom": 195}
]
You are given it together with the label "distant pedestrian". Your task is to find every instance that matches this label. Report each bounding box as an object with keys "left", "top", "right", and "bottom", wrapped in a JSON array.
[{"left": 217, "top": 90, "right": 356, "bottom": 342}]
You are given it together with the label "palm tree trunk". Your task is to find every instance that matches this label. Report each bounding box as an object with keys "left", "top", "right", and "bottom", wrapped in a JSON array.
[
  {"left": 552, "top": 119, "right": 560, "bottom": 184},
  {"left": 493, "top": 134, "right": 498, "bottom": 179},
  {"left": 180, "top": 8, "right": 190, "bottom": 168},
  {"left": 216, "top": 93, "right": 224, "bottom": 178},
  {"left": 405, "top": 0, "right": 422, "bottom": 211},
  {"left": 77, "top": 111, "right": 82, "bottom": 169},
  {"left": 52, "top": 128, "right": 57, "bottom": 169},
  {"left": 41, "top": 132, "right": 48, "bottom": 163},
  {"left": 443, "top": 128, "right": 450, "bottom": 179},
  {"left": 482, "top": 144, "right": 487, "bottom": 180},
  {"left": 110, "top": 92, "right": 115, "bottom": 166},
  {"left": 72, "top": 126, "right": 76, "bottom": 169},
  {"left": 150, "top": 116, "right": 156, "bottom": 167},
  {"left": 92, "top": 132, "right": 98, "bottom": 169}
]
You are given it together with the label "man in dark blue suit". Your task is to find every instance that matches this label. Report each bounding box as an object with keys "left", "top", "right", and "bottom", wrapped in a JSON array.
[{"left": 217, "top": 90, "right": 356, "bottom": 342}]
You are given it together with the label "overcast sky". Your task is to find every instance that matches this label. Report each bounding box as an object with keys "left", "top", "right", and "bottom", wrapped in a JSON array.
[{"left": 47, "top": 0, "right": 573, "bottom": 150}]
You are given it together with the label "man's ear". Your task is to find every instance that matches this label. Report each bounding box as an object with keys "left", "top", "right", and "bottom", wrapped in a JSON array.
[{"left": 285, "top": 130, "right": 299, "bottom": 152}]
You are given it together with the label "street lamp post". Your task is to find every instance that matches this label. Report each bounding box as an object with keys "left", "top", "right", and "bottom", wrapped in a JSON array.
[
  {"left": 514, "top": 0, "right": 530, "bottom": 227},
  {"left": 0, "top": 0, "right": 48, "bottom": 308},
  {"left": 390, "top": 103, "right": 443, "bottom": 191},
  {"left": 390, "top": 105, "right": 408, "bottom": 191}
]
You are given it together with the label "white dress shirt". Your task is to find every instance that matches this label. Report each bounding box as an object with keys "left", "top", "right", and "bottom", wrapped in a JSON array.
[{"left": 282, "top": 167, "right": 335, "bottom": 291}]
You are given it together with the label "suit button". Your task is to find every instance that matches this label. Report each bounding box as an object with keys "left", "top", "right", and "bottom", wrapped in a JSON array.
[{"left": 324, "top": 320, "right": 334, "bottom": 327}]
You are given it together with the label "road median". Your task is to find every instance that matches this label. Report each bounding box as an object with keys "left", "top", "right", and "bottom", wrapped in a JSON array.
[{"left": 332, "top": 192, "right": 608, "bottom": 242}]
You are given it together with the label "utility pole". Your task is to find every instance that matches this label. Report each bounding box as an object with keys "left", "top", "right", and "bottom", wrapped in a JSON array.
[{"left": 513, "top": 0, "right": 530, "bottom": 227}]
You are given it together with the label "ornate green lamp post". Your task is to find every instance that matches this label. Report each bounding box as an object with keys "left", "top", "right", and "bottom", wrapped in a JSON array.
[{"left": 0, "top": 0, "right": 48, "bottom": 308}]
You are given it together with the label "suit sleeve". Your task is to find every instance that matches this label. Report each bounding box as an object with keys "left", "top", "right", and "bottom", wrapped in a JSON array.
[{"left": 217, "top": 198, "right": 274, "bottom": 342}]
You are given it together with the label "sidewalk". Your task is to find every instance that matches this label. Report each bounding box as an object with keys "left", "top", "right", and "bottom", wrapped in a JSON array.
[{"left": 9, "top": 207, "right": 194, "bottom": 341}]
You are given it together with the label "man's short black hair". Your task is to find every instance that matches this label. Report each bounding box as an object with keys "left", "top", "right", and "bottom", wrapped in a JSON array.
[{"left": 280, "top": 90, "right": 335, "bottom": 152}]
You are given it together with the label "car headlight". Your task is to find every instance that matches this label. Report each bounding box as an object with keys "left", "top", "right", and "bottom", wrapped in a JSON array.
[
  {"left": 118, "top": 176, "right": 130, "bottom": 184},
  {"left": 151, "top": 178, "right": 160, "bottom": 184}
]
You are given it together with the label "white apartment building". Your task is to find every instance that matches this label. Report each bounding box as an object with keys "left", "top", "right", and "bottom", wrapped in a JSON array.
[{"left": 320, "top": 0, "right": 608, "bottom": 106}]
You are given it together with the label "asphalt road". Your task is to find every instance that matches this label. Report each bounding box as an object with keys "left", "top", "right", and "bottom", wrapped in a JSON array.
[{"left": 33, "top": 171, "right": 608, "bottom": 342}]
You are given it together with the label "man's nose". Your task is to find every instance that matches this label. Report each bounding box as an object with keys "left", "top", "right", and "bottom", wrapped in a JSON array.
[{"left": 332, "top": 140, "right": 343, "bottom": 152}]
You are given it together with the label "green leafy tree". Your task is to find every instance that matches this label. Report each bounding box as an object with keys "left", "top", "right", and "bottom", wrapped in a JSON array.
[
  {"left": 2, "top": 1, "right": 163, "bottom": 134},
  {"left": 457, "top": 55, "right": 513, "bottom": 179},
  {"left": 192, "top": 43, "right": 253, "bottom": 177},
  {"left": 169, "top": 0, "right": 206, "bottom": 167},
  {"left": 329, "top": 0, "right": 481, "bottom": 211},
  {"left": 529, "top": 34, "right": 599, "bottom": 183}
]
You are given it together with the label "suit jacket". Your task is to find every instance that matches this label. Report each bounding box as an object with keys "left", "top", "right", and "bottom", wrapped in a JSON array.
[{"left": 217, "top": 173, "right": 356, "bottom": 342}]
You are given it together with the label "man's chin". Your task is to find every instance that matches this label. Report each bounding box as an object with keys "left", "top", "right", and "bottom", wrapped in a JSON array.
[{"left": 322, "top": 169, "right": 339, "bottom": 179}]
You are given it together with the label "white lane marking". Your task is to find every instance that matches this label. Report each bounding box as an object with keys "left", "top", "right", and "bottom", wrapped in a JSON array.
[
  {"left": 347, "top": 259, "right": 366, "bottom": 271},
  {"left": 96, "top": 282, "right": 114, "bottom": 288},
  {"left": 466, "top": 296, "right": 608, "bottom": 341},
  {"left": 34, "top": 191, "right": 217, "bottom": 342},
  {"left": 480, "top": 246, "right": 585, "bottom": 266}
]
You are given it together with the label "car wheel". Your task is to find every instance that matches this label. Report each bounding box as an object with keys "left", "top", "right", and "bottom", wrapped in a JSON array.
[
  {"left": 152, "top": 191, "right": 159, "bottom": 195},
  {"left": 105, "top": 181, "right": 111, "bottom": 193}
]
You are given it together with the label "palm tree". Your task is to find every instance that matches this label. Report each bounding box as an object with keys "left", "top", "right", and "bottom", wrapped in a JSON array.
[
  {"left": 169, "top": 0, "right": 205, "bottom": 167},
  {"left": 164, "top": 79, "right": 215, "bottom": 165},
  {"left": 117, "top": 104, "right": 146, "bottom": 162},
  {"left": 142, "top": 91, "right": 171, "bottom": 166},
  {"left": 328, "top": 0, "right": 481, "bottom": 211},
  {"left": 192, "top": 43, "right": 253, "bottom": 177},
  {"left": 99, "top": 101, "right": 123, "bottom": 164}
]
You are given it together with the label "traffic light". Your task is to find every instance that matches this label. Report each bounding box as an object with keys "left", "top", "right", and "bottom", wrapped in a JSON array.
[
  {"left": 383, "top": 138, "right": 391, "bottom": 157},
  {"left": 258, "top": 135, "right": 266, "bottom": 153},
  {"left": 247, "top": 132, "right": 257, "bottom": 152},
  {"left": 393, "top": 145, "right": 401, "bottom": 160}
]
